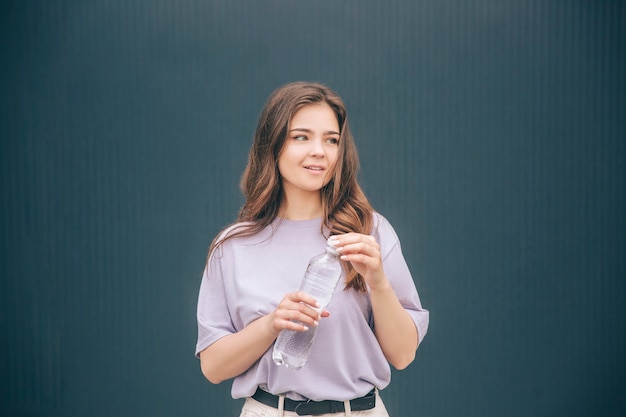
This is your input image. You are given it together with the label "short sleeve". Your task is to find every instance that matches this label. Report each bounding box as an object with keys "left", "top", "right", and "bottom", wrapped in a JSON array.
[
  {"left": 374, "top": 214, "right": 429, "bottom": 344},
  {"left": 195, "top": 249, "right": 236, "bottom": 357}
]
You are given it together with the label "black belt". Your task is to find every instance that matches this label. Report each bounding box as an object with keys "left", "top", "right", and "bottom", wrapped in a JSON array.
[{"left": 252, "top": 387, "right": 376, "bottom": 416}]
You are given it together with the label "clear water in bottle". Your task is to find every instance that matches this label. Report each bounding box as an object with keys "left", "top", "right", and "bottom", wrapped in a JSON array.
[{"left": 272, "top": 237, "right": 342, "bottom": 370}]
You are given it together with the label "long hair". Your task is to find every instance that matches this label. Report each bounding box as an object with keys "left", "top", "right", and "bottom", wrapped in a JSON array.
[{"left": 209, "top": 81, "right": 373, "bottom": 291}]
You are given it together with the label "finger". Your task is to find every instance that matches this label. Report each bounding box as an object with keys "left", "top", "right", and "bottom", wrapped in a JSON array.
[
  {"left": 340, "top": 241, "right": 377, "bottom": 253},
  {"left": 339, "top": 252, "right": 377, "bottom": 267},
  {"left": 275, "top": 309, "right": 320, "bottom": 332},
  {"left": 290, "top": 291, "right": 321, "bottom": 309},
  {"left": 332, "top": 234, "right": 379, "bottom": 251},
  {"left": 284, "top": 305, "right": 329, "bottom": 329},
  {"left": 275, "top": 293, "right": 321, "bottom": 324},
  {"left": 338, "top": 243, "right": 381, "bottom": 261},
  {"left": 277, "top": 300, "right": 321, "bottom": 320},
  {"left": 277, "top": 317, "right": 314, "bottom": 332},
  {"left": 332, "top": 232, "right": 376, "bottom": 242}
]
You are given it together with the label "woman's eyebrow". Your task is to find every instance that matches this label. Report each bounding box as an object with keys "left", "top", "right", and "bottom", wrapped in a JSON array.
[{"left": 289, "top": 128, "right": 340, "bottom": 135}]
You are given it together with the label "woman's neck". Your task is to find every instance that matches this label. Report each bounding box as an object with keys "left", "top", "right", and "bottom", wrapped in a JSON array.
[{"left": 279, "top": 191, "right": 324, "bottom": 221}]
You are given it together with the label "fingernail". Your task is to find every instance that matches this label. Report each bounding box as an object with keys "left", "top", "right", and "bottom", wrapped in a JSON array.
[{"left": 303, "top": 325, "right": 309, "bottom": 331}]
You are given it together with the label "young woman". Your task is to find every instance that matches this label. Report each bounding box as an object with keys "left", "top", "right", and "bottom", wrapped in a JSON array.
[{"left": 196, "top": 82, "right": 429, "bottom": 417}]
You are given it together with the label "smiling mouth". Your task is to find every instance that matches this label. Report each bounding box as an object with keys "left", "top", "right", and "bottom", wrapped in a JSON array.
[{"left": 304, "top": 166, "right": 324, "bottom": 171}]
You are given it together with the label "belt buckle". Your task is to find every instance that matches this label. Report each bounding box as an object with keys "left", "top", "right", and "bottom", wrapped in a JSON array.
[{"left": 294, "top": 399, "right": 337, "bottom": 416}]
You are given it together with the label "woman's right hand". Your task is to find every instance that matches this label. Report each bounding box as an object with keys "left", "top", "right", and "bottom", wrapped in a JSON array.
[
  {"left": 200, "top": 291, "right": 330, "bottom": 384},
  {"left": 268, "top": 291, "right": 330, "bottom": 336}
]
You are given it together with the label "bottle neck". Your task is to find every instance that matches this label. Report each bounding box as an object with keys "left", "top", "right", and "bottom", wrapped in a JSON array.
[{"left": 325, "top": 244, "right": 339, "bottom": 257}]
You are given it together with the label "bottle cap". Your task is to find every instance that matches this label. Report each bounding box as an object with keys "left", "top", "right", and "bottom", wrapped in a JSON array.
[{"left": 326, "top": 237, "right": 339, "bottom": 255}]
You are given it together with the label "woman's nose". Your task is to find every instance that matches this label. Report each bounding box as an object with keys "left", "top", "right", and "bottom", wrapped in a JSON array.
[{"left": 309, "top": 138, "right": 324, "bottom": 157}]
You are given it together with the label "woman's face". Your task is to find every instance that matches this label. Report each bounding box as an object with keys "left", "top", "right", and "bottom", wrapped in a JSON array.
[{"left": 278, "top": 103, "right": 340, "bottom": 198}]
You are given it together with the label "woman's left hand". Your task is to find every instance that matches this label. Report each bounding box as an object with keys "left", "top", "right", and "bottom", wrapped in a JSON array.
[{"left": 330, "top": 233, "right": 387, "bottom": 290}]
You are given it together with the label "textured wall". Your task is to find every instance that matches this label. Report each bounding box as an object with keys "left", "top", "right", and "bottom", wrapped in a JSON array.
[{"left": 1, "top": 1, "right": 625, "bottom": 416}]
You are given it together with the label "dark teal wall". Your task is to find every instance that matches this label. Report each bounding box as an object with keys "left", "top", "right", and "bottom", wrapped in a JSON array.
[{"left": 1, "top": 1, "right": 625, "bottom": 416}]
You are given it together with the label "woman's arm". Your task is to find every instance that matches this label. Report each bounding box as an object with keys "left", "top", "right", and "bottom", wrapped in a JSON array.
[
  {"left": 199, "top": 314, "right": 275, "bottom": 384},
  {"left": 331, "top": 234, "right": 419, "bottom": 370},
  {"left": 199, "top": 291, "right": 328, "bottom": 384},
  {"left": 368, "top": 279, "right": 418, "bottom": 369}
]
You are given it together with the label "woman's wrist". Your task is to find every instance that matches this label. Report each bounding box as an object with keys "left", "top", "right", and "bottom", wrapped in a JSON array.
[
  {"left": 367, "top": 274, "right": 392, "bottom": 293},
  {"left": 262, "top": 312, "right": 281, "bottom": 338}
]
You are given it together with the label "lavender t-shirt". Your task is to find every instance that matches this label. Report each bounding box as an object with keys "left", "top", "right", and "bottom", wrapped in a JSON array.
[{"left": 195, "top": 213, "right": 429, "bottom": 401}]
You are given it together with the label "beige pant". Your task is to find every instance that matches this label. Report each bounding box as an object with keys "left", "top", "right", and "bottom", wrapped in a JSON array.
[{"left": 239, "top": 390, "right": 390, "bottom": 417}]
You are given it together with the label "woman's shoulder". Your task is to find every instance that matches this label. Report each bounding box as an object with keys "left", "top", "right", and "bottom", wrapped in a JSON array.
[
  {"left": 209, "top": 221, "right": 267, "bottom": 259},
  {"left": 371, "top": 211, "right": 393, "bottom": 231},
  {"left": 370, "top": 212, "right": 400, "bottom": 247},
  {"left": 216, "top": 221, "right": 255, "bottom": 241},
  {"left": 214, "top": 220, "right": 273, "bottom": 247}
]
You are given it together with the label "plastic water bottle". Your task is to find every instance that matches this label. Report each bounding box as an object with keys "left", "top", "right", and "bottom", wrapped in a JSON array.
[{"left": 272, "top": 237, "right": 342, "bottom": 370}]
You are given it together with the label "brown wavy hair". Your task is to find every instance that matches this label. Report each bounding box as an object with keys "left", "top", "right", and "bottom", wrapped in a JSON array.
[{"left": 209, "top": 81, "right": 373, "bottom": 291}]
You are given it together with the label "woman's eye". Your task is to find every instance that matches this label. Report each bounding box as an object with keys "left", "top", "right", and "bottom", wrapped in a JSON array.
[
  {"left": 293, "top": 135, "right": 307, "bottom": 141},
  {"left": 326, "top": 137, "right": 339, "bottom": 145}
]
